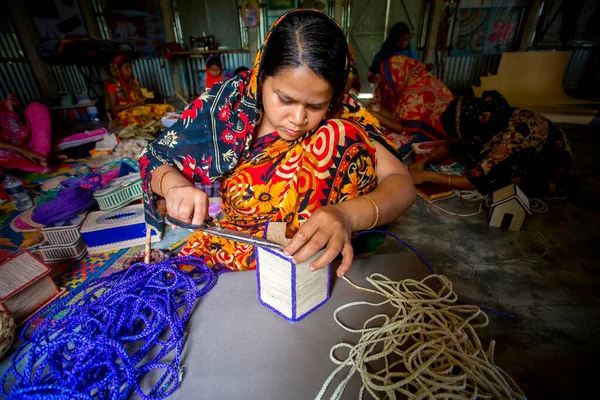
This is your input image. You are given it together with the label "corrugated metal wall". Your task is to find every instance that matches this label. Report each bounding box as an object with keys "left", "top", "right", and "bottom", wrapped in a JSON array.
[
  {"left": 50, "top": 64, "right": 104, "bottom": 97},
  {"left": 183, "top": 52, "right": 251, "bottom": 97},
  {"left": 0, "top": 31, "right": 41, "bottom": 103},
  {"left": 132, "top": 58, "right": 175, "bottom": 97},
  {"left": 439, "top": 54, "right": 502, "bottom": 90}
]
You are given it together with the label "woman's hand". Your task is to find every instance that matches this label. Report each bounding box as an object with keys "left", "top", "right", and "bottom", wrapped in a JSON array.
[
  {"left": 165, "top": 185, "right": 209, "bottom": 226},
  {"left": 5, "top": 93, "right": 23, "bottom": 111},
  {"left": 283, "top": 205, "right": 354, "bottom": 278},
  {"left": 20, "top": 149, "right": 48, "bottom": 167},
  {"left": 410, "top": 169, "right": 433, "bottom": 185},
  {"left": 135, "top": 97, "right": 145, "bottom": 106},
  {"left": 367, "top": 72, "right": 381, "bottom": 84},
  {"left": 367, "top": 99, "right": 381, "bottom": 113}
]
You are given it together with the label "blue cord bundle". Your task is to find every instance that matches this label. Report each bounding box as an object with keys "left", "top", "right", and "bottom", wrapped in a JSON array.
[{"left": 1, "top": 256, "right": 219, "bottom": 400}]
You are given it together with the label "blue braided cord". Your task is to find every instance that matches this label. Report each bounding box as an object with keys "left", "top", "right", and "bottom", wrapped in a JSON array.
[
  {"left": 353, "top": 230, "right": 518, "bottom": 319},
  {"left": 1, "top": 256, "right": 218, "bottom": 400}
]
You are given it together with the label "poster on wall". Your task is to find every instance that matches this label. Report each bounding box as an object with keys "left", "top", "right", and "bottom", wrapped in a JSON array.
[
  {"left": 107, "top": 0, "right": 166, "bottom": 57},
  {"left": 25, "top": 0, "right": 88, "bottom": 57},
  {"left": 452, "top": 0, "right": 526, "bottom": 56}
]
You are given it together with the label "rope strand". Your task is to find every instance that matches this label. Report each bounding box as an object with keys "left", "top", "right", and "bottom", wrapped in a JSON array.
[{"left": 1, "top": 256, "right": 219, "bottom": 400}]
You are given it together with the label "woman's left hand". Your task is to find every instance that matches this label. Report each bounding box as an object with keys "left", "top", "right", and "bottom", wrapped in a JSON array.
[{"left": 283, "top": 205, "right": 354, "bottom": 278}]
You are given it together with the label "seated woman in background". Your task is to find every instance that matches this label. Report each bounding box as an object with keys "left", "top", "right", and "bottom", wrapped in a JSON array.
[
  {"left": 0, "top": 93, "right": 53, "bottom": 173},
  {"left": 199, "top": 55, "right": 233, "bottom": 93},
  {"left": 410, "top": 91, "right": 572, "bottom": 196},
  {"left": 367, "top": 22, "right": 418, "bottom": 84},
  {"left": 367, "top": 55, "right": 454, "bottom": 151},
  {"left": 105, "top": 56, "right": 174, "bottom": 127},
  {"left": 141, "top": 10, "right": 415, "bottom": 274}
]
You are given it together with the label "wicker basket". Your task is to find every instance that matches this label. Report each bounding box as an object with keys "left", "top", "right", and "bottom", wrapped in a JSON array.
[
  {"left": 0, "top": 312, "right": 15, "bottom": 360},
  {"left": 41, "top": 214, "right": 86, "bottom": 246},
  {"left": 94, "top": 173, "right": 142, "bottom": 211},
  {"left": 37, "top": 237, "right": 88, "bottom": 264}
]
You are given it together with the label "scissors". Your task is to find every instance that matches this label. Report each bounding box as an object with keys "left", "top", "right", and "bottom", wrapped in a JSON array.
[{"left": 166, "top": 215, "right": 284, "bottom": 251}]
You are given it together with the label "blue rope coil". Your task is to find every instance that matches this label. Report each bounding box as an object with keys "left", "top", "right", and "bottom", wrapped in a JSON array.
[{"left": 1, "top": 256, "right": 219, "bottom": 400}]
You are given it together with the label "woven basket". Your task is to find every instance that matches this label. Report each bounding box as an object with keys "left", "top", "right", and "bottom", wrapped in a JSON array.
[
  {"left": 94, "top": 173, "right": 142, "bottom": 211},
  {"left": 37, "top": 237, "right": 88, "bottom": 264},
  {"left": 0, "top": 312, "right": 15, "bottom": 360},
  {"left": 41, "top": 213, "right": 86, "bottom": 246}
]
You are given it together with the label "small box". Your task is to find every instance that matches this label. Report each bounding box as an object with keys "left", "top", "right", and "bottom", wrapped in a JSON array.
[
  {"left": 256, "top": 247, "right": 330, "bottom": 323},
  {"left": 81, "top": 204, "right": 160, "bottom": 254},
  {"left": 93, "top": 173, "right": 143, "bottom": 211},
  {"left": 0, "top": 252, "right": 60, "bottom": 324},
  {"left": 41, "top": 213, "right": 86, "bottom": 246},
  {"left": 37, "top": 237, "right": 87, "bottom": 264}
]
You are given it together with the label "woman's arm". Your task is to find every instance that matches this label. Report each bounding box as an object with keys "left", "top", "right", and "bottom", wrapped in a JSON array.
[
  {"left": 284, "top": 142, "right": 415, "bottom": 277},
  {"left": 108, "top": 92, "right": 142, "bottom": 115},
  {"left": 411, "top": 169, "right": 476, "bottom": 190},
  {"left": 0, "top": 141, "right": 47, "bottom": 165},
  {"left": 369, "top": 109, "right": 403, "bottom": 133}
]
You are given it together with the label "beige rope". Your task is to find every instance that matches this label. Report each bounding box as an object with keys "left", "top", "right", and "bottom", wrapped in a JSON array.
[{"left": 316, "top": 274, "right": 526, "bottom": 400}]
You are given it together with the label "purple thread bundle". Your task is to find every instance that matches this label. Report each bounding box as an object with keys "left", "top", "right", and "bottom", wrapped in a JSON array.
[
  {"left": 1, "top": 256, "right": 219, "bottom": 400},
  {"left": 31, "top": 172, "right": 118, "bottom": 226}
]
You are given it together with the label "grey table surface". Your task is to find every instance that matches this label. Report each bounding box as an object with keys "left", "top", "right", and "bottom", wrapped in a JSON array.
[{"left": 156, "top": 252, "right": 430, "bottom": 400}]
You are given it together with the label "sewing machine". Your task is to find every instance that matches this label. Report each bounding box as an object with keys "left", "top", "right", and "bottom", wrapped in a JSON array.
[{"left": 189, "top": 35, "right": 216, "bottom": 51}]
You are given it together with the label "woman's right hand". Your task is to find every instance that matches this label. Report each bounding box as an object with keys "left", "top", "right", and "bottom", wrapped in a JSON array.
[
  {"left": 135, "top": 97, "right": 145, "bottom": 106},
  {"left": 20, "top": 149, "right": 48, "bottom": 167},
  {"left": 164, "top": 185, "right": 209, "bottom": 226}
]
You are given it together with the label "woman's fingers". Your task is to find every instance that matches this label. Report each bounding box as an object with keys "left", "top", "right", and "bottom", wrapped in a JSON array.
[
  {"left": 308, "top": 236, "right": 348, "bottom": 271},
  {"left": 336, "top": 243, "right": 354, "bottom": 277},
  {"left": 191, "top": 192, "right": 208, "bottom": 225},
  {"left": 283, "top": 216, "right": 320, "bottom": 258}
]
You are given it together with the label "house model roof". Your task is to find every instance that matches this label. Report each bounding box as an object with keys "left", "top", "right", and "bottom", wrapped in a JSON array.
[
  {"left": 491, "top": 184, "right": 532, "bottom": 214},
  {"left": 0, "top": 252, "right": 50, "bottom": 301}
]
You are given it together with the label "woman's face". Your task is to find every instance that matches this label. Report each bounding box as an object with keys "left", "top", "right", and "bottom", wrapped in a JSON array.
[
  {"left": 395, "top": 34, "right": 410, "bottom": 50},
  {"left": 261, "top": 66, "right": 333, "bottom": 141},
  {"left": 208, "top": 65, "right": 222, "bottom": 78},
  {"left": 119, "top": 62, "right": 133, "bottom": 80}
]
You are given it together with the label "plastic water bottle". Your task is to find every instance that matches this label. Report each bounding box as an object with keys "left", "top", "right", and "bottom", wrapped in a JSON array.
[{"left": 2, "top": 174, "right": 33, "bottom": 211}]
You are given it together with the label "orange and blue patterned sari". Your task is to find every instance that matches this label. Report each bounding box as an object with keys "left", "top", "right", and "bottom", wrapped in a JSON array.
[{"left": 140, "top": 10, "right": 400, "bottom": 271}]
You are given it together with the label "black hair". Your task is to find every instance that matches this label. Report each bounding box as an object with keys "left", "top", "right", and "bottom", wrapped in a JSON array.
[
  {"left": 234, "top": 66, "right": 249, "bottom": 75},
  {"left": 261, "top": 11, "right": 349, "bottom": 105},
  {"left": 383, "top": 22, "right": 411, "bottom": 49},
  {"left": 206, "top": 56, "right": 223, "bottom": 69},
  {"left": 116, "top": 56, "right": 131, "bottom": 68}
]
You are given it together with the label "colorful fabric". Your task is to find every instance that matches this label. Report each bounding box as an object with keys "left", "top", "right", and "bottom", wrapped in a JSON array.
[
  {"left": 140, "top": 9, "right": 400, "bottom": 271},
  {"left": 0, "top": 102, "right": 52, "bottom": 173},
  {"left": 441, "top": 90, "right": 573, "bottom": 195},
  {"left": 375, "top": 55, "right": 454, "bottom": 141},
  {"left": 369, "top": 22, "right": 419, "bottom": 74},
  {"left": 105, "top": 57, "right": 174, "bottom": 126}
]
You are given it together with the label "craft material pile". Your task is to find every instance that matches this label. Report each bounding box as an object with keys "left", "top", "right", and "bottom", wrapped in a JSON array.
[
  {"left": 1, "top": 257, "right": 218, "bottom": 399},
  {"left": 317, "top": 274, "right": 526, "bottom": 400}
]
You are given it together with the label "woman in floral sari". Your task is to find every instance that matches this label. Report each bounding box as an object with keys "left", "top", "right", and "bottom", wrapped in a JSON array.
[
  {"left": 105, "top": 56, "right": 174, "bottom": 126},
  {"left": 140, "top": 10, "right": 415, "bottom": 274},
  {"left": 367, "top": 55, "right": 454, "bottom": 150},
  {"left": 410, "top": 91, "right": 572, "bottom": 196}
]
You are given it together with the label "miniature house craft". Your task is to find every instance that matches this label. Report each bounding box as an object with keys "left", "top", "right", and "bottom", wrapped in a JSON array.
[
  {"left": 38, "top": 214, "right": 88, "bottom": 264},
  {"left": 255, "top": 222, "right": 330, "bottom": 323},
  {"left": 489, "top": 184, "right": 532, "bottom": 232},
  {"left": 0, "top": 252, "right": 60, "bottom": 324}
]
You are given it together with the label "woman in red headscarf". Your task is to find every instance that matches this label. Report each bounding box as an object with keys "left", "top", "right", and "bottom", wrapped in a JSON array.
[{"left": 105, "top": 56, "right": 174, "bottom": 126}]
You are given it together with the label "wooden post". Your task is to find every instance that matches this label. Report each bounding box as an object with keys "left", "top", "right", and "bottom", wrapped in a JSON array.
[
  {"left": 160, "top": 0, "right": 185, "bottom": 99},
  {"left": 334, "top": 0, "right": 344, "bottom": 24},
  {"left": 7, "top": 0, "right": 58, "bottom": 100},
  {"left": 79, "top": 0, "right": 103, "bottom": 40},
  {"left": 424, "top": 0, "right": 444, "bottom": 65},
  {"left": 518, "top": 0, "right": 543, "bottom": 51}
]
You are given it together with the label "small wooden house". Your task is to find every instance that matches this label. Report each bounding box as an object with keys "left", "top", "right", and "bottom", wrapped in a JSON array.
[
  {"left": 0, "top": 252, "right": 60, "bottom": 324},
  {"left": 489, "top": 184, "right": 532, "bottom": 232}
]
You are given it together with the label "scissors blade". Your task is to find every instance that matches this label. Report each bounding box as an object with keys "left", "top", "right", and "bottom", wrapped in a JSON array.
[{"left": 165, "top": 216, "right": 284, "bottom": 251}]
